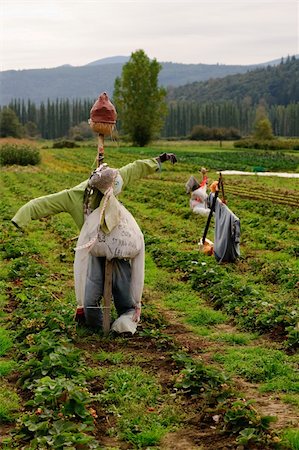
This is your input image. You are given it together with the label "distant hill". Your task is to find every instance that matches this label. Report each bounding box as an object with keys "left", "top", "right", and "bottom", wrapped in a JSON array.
[
  {"left": 166, "top": 56, "right": 299, "bottom": 106},
  {"left": 85, "top": 56, "right": 130, "bottom": 66},
  {"left": 0, "top": 59, "right": 262, "bottom": 105},
  {"left": 0, "top": 55, "right": 297, "bottom": 105}
]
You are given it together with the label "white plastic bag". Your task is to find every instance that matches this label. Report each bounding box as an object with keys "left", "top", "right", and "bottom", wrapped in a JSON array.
[{"left": 111, "top": 310, "right": 138, "bottom": 334}]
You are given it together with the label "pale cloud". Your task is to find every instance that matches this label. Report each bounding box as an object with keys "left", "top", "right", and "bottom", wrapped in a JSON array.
[{"left": 0, "top": 0, "right": 298, "bottom": 70}]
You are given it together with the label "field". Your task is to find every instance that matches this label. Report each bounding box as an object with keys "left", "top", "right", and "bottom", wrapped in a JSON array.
[{"left": 0, "top": 140, "right": 298, "bottom": 449}]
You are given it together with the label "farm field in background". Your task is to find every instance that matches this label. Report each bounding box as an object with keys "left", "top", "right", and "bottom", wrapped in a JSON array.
[{"left": 0, "top": 139, "right": 298, "bottom": 449}]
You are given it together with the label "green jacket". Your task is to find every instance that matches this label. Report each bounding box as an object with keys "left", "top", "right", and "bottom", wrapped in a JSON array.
[{"left": 12, "top": 158, "right": 159, "bottom": 230}]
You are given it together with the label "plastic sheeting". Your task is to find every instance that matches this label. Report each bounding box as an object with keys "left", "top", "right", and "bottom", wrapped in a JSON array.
[{"left": 218, "top": 171, "right": 299, "bottom": 178}]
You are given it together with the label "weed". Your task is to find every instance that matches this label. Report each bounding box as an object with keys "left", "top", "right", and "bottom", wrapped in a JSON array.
[
  {"left": 187, "top": 307, "right": 228, "bottom": 326},
  {"left": 0, "top": 327, "right": 13, "bottom": 356},
  {"left": 0, "top": 359, "right": 17, "bottom": 377},
  {"left": 281, "top": 394, "right": 299, "bottom": 409},
  {"left": 95, "top": 350, "right": 124, "bottom": 364},
  {"left": 0, "top": 386, "right": 20, "bottom": 422},
  {"left": 211, "top": 331, "right": 258, "bottom": 345},
  {"left": 281, "top": 428, "right": 299, "bottom": 450}
]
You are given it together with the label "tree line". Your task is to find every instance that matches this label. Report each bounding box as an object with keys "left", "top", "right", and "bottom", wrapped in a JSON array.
[
  {"left": 162, "top": 100, "right": 299, "bottom": 137},
  {"left": 1, "top": 53, "right": 298, "bottom": 143},
  {"left": 3, "top": 98, "right": 94, "bottom": 139},
  {"left": 2, "top": 97, "right": 298, "bottom": 139}
]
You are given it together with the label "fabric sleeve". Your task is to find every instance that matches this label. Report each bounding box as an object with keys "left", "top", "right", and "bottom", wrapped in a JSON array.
[
  {"left": 12, "top": 189, "right": 75, "bottom": 229},
  {"left": 11, "top": 180, "right": 88, "bottom": 230},
  {"left": 119, "top": 158, "right": 159, "bottom": 190}
]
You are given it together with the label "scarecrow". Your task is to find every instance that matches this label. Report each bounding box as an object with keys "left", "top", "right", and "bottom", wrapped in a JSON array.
[
  {"left": 186, "top": 169, "right": 240, "bottom": 262},
  {"left": 185, "top": 167, "right": 210, "bottom": 216},
  {"left": 12, "top": 92, "right": 177, "bottom": 334}
]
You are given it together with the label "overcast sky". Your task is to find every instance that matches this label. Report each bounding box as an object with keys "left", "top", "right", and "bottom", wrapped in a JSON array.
[{"left": 1, "top": 0, "right": 298, "bottom": 71}]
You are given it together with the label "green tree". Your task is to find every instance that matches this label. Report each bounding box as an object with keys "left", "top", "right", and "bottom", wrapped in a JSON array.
[
  {"left": 113, "top": 49, "right": 167, "bottom": 146},
  {"left": 0, "top": 107, "right": 23, "bottom": 137},
  {"left": 253, "top": 105, "right": 274, "bottom": 140}
]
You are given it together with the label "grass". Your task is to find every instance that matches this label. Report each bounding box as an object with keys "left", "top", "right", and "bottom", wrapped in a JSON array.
[
  {"left": 0, "top": 360, "right": 16, "bottom": 377},
  {"left": 282, "top": 429, "right": 299, "bottom": 450},
  {"left": 213, "top": 347, "right": 299, "bottom": 392},
  {"left": 0, "top": 386, "right": 20, "bottom": 422},
  {"left": 0, "top": 327, "right": 13, "bottom": 356},
  {"left": 210, "top": 331, "right": 258, "bottom": 345},
  {"left": 95, "top": 350, "right": 124, "bottom": 364}
]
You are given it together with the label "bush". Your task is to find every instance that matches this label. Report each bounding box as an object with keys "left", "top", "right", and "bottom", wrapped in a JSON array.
[
  {"left": 0, "top": 143, "right": 41, "bottom": 166},
  {"left": 52, "top": 140, "right": 79, "bottom": 149},
  {"left": 234, "top": 138, "right": 299, "bottom": 150},
  {"left": 190, "top": 125, "right": 241, "bottom": 141}
]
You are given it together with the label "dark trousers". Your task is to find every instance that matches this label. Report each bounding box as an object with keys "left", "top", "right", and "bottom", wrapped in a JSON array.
[{"left": 84, "top": 256, "right": 134, "bottom": 328}]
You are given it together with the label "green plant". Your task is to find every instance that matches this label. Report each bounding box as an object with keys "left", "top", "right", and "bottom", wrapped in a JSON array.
[
  {"left": 286, "top": 323, "right": 299, "bottom": 350},
  {"left": 0, "top": 143, "right": 40, "bottom": 166},
  {"left": 214, "top": 347, "right": 299, "bottom": 392},
  {"left": 16, "top": 417, "right": 98, "bottom": 449},
  {"left": 139, "top": 327, "right": 176, "bottom": 350},
  {"left": 98, "top": 367, "right": 178, "bottom": 447},
  {"left": 0, "top": 360, "right": 16, "bottom": 377},
  {"left": 0, "top": 387, "right": 20, "bottom": 422},
  {"left": 19, "top": 343, "right": 82, "bottom": 387},
  {"left": 95, "top": 350, "right": 124, "bottom": 364},
  {"left": 223, "top": 399, "right": 277, "bottom": 445},
  {"left": 27, "top": 376, "right": 94, "bottom": 420},
  {"left": 186, "top": 307, "right": 227, "bottom": 327},
  {"left": 0, "top": 327, "right": 13, "bottom": 356},
  {"left": 282, "top": 428, "right": 299, "bottom": 450},
  {"left": 52, "top": 139, "right": 79, "bottom": 149},
  {"left": 173, "top": 352, "right": 229, "bottom": 396}
]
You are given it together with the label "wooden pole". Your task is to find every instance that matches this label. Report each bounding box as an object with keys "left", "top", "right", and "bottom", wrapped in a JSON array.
[
  {"left": 97, "top": 133, "right": 113, "bottom": 335},
  {"left": 103, "top": 259, "right": 113, "bottom": 335},
  {"left": 97, "top": 134, "right": 105, "bottom": 166}
]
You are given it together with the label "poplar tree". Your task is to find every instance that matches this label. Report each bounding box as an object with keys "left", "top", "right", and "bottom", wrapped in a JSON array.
[{"left": 113, "top": 49, "right": 167, "bottom": 146}]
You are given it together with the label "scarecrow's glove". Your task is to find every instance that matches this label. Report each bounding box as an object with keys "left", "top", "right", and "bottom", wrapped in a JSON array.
[
  {"left": 156, "top": 153, "right": 177, "bottom": 165},
  {"left": 75, "top": 306, "right": 86, "bottom": 325},
  {"left": 132, "top": 304, "right": 141, "bottom": 322}
]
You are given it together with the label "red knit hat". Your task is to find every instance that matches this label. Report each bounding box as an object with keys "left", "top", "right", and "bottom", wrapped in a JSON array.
[{"left": 90, "top": 92, "right": 117, "bottom": 124}]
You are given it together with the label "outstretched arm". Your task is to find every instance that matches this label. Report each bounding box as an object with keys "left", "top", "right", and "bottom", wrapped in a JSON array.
[
  {"left": 11, "top": 186, "right": 85, "bottom": 230},
  {"left": 119, "top": 155, "right": 177, "bottom": 190}
]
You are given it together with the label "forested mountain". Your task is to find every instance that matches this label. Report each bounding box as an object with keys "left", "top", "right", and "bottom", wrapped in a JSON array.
[
  {"left": 0, "top": 58, "right": 273, "bottom": 105},
  {"left": 2, "top": 56, "right": 298, "bottom": 139},
  {"left": 167, "top": 57, "right": 299, "bottom": 105}
]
